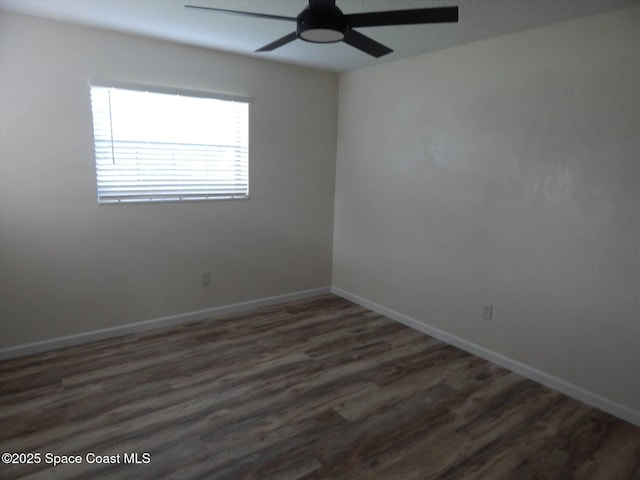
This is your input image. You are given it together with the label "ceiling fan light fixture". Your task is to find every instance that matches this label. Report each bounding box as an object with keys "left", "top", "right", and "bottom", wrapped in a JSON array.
[
  {"left": 299, "top": 27, "right": 344, "bottom": 43},
  {"left": 296, "top": 4, "right": 346, "bottom": 44}
]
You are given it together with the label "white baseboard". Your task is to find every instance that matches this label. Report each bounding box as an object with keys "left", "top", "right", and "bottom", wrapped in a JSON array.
[
  {"left": 3, "top": 285, "right": 637, "bottom": 426},
  {"left": 0, "top": 287, "right": 331, "bottom": 361},
  {"left": 331, "top": 286, "right": 640, "bottom": 427}
]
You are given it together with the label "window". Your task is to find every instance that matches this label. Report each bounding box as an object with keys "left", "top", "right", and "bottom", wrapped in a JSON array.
[{"left": 89, "top": 83, "right": 249, "bottom": 204}]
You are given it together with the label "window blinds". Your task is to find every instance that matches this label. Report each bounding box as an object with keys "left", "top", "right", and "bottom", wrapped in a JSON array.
[{"left": 90, "top": 85, "right": 249, "bottom": 203}]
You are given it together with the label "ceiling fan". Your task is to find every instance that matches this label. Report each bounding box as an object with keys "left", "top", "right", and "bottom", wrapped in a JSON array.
[{"left": 185, "top": 0, "right": 459, "bottom": 58}]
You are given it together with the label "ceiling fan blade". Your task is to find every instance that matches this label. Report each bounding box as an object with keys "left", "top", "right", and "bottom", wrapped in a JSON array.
[
  {"left": 343, "top": 29, "right": 393, "bottom": 58},
  {"left": 185, "top": 4, "right": 296, "bottom": 22},
  {"left": 256, "top": 32, "right": 298, "bottom": 52},
  {"left": 347, "top": 6, "right": 458, "bottom": 28}
]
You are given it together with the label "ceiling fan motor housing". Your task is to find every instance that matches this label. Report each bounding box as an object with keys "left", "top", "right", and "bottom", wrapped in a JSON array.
[{"left": 297, "top": 4, "right": 348, "bottom": 43}]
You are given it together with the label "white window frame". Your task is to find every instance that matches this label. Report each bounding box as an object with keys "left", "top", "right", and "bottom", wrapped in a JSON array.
[{"left": 89, "top": 81, "right": 250, "bottom": 204}]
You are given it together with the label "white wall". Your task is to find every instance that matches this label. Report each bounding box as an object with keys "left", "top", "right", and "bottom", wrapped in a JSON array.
[
  {"left": 333, "top": 7, "right": 640, "bottom": 412},
  {"left": 0, "top": 12, "right": 338, "bottom": 348}
]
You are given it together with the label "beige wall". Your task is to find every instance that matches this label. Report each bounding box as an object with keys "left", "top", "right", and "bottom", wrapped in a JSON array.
[
  {"left": 0, "top": 12, "right": 338, "bottom": 347},
  {"left": 333, "top": 7, "right": 640, "bottom": 411}
]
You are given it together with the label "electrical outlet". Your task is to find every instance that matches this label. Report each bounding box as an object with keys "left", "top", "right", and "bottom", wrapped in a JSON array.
[
  {"left": 201, "top": 271, "right": 211, "bottom": 286},
  {"left": 481, "top": 303, "right": 493, "bottom": 321}
]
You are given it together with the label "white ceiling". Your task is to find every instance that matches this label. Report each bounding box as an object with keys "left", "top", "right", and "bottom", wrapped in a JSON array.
[{"left": 0, "top": 0, "right": 636, "bottom": 72}]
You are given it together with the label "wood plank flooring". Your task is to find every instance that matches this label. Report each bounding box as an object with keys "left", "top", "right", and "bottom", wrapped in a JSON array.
[{"left": 1, "top": 294, "right": 639, "bottom": 479}]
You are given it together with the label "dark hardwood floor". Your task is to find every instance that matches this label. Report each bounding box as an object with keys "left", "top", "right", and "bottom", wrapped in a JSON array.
[{"left": 1, "top": 294, "right": 639, "bottom": 479}]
